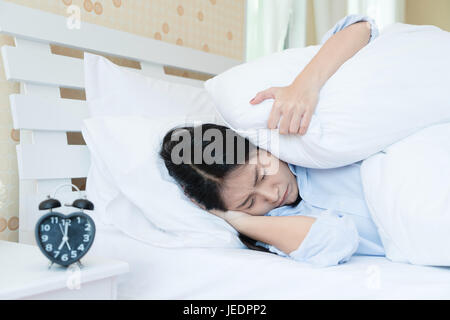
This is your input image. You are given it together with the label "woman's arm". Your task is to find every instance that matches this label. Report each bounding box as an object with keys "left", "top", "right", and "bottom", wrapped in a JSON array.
[
  {"left": 250, "top": 20, "right": 373, "bottom": 135},
  {"left": 292, "top": 21, "right": 371, "bottom": 92},
  {"left": 207, "top": 208, "right": 359, "bottom": 267},
  {"left": 221, "top": 211, "right": 316, "bottom": 254}
]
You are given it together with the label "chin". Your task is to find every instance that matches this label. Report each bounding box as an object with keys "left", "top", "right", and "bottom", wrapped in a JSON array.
[{"left": 287, "top": 192, "right": 300, "bottom": 207}]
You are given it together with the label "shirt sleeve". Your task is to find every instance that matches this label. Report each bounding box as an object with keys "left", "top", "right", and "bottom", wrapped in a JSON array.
[
  {"left": 320, "top": 14, "right": 379, "bottom": 45},
  {"left": 257, "top": 209, "right": 360, "bottom": 267}
]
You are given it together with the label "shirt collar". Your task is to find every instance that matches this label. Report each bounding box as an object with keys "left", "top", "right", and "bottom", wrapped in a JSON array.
[
  {"left": 288, "top": 163, "right": 307, "bottom": 196},
  {"left": 288, "top": 163, "right": 297, "bottom": 176}
]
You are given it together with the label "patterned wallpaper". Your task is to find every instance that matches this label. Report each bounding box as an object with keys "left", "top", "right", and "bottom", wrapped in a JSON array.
[
  {"left": 5, "top": 0, "right": 245, "bottom": 60},
  {"left": 0, "top": 0, "right": 245, "bottom": 242},
  {"left": 0, "top": 34, "right": 19, "bottom": 242}
]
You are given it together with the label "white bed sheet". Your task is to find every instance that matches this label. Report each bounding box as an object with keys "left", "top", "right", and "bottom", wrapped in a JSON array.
[{"left": 88, "top": 221, "right": 450, "bottom": 300}]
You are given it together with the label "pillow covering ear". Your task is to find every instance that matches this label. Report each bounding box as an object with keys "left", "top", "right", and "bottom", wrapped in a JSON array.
[{"left": 204, "top": 24, "right": 450, "bottom": 168}]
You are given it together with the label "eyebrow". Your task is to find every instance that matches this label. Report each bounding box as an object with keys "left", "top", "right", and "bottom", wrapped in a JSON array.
[{"left": 237, "top": 167, "right": 258, "bottom": 209}]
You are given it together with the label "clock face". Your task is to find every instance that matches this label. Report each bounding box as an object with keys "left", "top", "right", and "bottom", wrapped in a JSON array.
[{"left": 35, "top": 212, "right": 96, "bottom": 267}]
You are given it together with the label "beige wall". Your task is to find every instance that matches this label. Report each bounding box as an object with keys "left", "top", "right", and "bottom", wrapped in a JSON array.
[
  {"left": 305, "top": 0, "right": 450, "bottom": 45},
  {"left": 0, "top": 0, "right": 245, "bottom": 242},
  {"left": 405, "top": 0, "right": 450, "bottom": 31},
  {"left": 0, "top": 34, "right": 19, "bottom": 242},
  {"left": 306, "top": 0, "right": 317, "bottom": 46}
]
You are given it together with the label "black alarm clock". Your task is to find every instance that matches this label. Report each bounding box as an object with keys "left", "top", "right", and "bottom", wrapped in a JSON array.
[{"left": 35, "top": 184, "right": 96, "bottom": 268}]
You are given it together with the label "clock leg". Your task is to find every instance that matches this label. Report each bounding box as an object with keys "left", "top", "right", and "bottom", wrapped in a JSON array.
[
  {"left": 77, "top": 261, "right": 84, "bottom": 269},
  {"left": 48, "top": 262, "right": 54, "bottom": 270}
]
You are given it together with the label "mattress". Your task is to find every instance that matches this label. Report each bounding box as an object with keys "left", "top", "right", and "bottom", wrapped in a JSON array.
[{"left": 88, "top": 222, "right": 450, "bottom": 300}]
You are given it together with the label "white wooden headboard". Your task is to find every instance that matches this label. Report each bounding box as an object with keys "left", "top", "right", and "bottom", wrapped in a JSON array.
[{"left": 0, "top": 0, "right": 242, "bottom": 245}]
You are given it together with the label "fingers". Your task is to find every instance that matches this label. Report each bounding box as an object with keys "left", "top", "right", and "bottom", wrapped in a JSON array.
[
  {"left": 189, "top": 197, "right": 225, "bottom": 218},
  {"left": 278, "top": 106, "right": 294, "bottom": 135},
  {"left": 274, "top": 108, "right": 311, "bottom": 135},
  {"left": 269, "top": 106, "right": 312, "bottom": 135},
  {"left": 289, "top": 109, "right": 303, "bottom": 134},
  {"left": 267, "top": 102, "right": 282, "bottom": 130},
  {"left": 298, "top": 112, "right": 312, "bottom": 135},
  {"left": 190, "top": 197, "right": 206, "bottom": 210},
  {"left": 209, "top": 208, "right": 226, "bottom": 218},
  {"left": 250, "top": 87, "right": 276, "bottom": 105},
  {"left": 250, "top": 86, "right": 314, "bottom": 135}
]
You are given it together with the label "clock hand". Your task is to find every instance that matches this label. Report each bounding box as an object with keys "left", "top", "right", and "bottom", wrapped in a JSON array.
[
  {"left": 57, "top": 222, "right": 71, "bottom": 251},
  {"left": 64, "top": 220, "right": 68, "bottom": 237},
  {"left": 59, "top": 223, "right": 65, "bottom": 236},
  {"left": 57, "top": 223, "right": 66, "bottom": 250},
  {"left": 64, "top": 221, "right": 71, "bottom": 250}
]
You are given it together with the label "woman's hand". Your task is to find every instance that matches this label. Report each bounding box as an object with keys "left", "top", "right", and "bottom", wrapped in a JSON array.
[
  {"left": 249, "top": 81, "right": 320, "bottom": 135},
  {"left": 209, "top": 209, "right": 252, "bottom": 224},
  {"left": 189, "top": 198, "right": 251, "bottom": 224}
]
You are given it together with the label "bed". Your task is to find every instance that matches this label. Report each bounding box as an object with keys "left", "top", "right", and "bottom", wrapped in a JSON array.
[
  {"left": 1, "top": 0, "right": 449, "bottom": 300},
  {"left": 92, "top": 221, "right": 450, "bottom": 300}
]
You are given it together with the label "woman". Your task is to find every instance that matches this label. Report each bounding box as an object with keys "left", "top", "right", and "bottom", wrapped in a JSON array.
[{"left": 160, "top": 15, "right": 385, "bottom": 267}]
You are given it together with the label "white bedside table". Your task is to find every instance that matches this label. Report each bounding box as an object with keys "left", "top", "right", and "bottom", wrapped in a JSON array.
[{"left": 0, "top": 240, "right": 129, "bottom": 300}]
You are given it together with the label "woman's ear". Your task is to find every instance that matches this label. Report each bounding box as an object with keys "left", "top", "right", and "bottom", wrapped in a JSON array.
[
  {"left": 258, "top": 151, "right": 281, "bottom": 176},
  {"left": 256, "top": 149, "right": 272, "bottom": 167}
]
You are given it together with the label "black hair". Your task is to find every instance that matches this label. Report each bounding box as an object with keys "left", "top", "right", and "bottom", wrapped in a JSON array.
[{"left": 159, "top": 123, "right": 274, "bottom": 254}]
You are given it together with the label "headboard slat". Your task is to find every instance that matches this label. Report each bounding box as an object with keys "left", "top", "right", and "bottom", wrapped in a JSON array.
[
  {"left": 10, "top": 94, "right": 88, "bottom": 132},
  {"left": 2, "top": 45, "right": 84, "bottom": 88},
  {"left": 17, "top": 144, "right": 90, "bottom": 180},
  {"left": 0, "top": 0, "right": 241, "bottom": 74},
  {"left": 2, "top": 45, "right": 206, "bottom": 89}
]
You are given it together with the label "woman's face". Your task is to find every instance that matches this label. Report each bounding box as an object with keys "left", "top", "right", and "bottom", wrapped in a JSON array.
[{"left": 221, "top": 149, "right": 299, "bottom": 216}]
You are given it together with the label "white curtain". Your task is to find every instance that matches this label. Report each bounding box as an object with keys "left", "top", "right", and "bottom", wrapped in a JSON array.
[
  {"left": 245, "top": 0, "right": 405, "bottom": 61},
  {"left": 284, "top": 0, "right": 308, "bottom": 49},
  {"left": 245, "top": 0, "right": 308, "bottom": 61},
  {"left": 313, "top": 0, "right": 348, "bottom": 43},
  {"left": 313, "top": 0, "right": 405, "bottom": 42},
  {"left": 347, "top": 0, "right": 405, "bottom": 30},
  {"left": 245, "top": 0, "right": 293, "bottom": 61}
]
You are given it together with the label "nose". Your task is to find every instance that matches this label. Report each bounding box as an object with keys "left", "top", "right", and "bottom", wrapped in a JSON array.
[{"left": 256, "top": 184, "right": 279, "bottom": 204}]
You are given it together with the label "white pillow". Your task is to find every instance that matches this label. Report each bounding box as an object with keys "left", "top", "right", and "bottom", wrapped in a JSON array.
[
  {"left": 204, "top": 23, "right": 450, "bottom": 168},
  {"left": 82, "top": 53, "right": 242, "bottom": 248},
  {"left": 82, "top": 112, "right": 243, "bottom": 248},
  {"left": 83, "top": 52, "right": 219, "bottom": 226},
  {"left": 84, "top": 52, "right": 218, "bottom": 119},
  {"left": 361, "top": 123, "right": 450, "bottom": 266}
]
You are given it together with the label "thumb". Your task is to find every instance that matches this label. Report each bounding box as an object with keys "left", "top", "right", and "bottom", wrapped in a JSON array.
[{"left": 250, "top": 87, "right": 277, "bottom": 105}]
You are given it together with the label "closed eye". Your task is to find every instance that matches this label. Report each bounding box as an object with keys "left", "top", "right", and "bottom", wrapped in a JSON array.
[
  {"left": 247, "top": 169, "right": 265, "bottom": 209},
  {"left": 247, "top": 198, "right": 255, "bottom": 209},
  {"left": 261, "top": 169, "right": 266, "bottom": 181}
]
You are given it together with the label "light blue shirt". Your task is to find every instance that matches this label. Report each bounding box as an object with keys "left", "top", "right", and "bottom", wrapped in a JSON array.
[
  {"left": 320, "top": 14, "right": 379, "bottom": 45},
  {"left": 255, "top": 15, "right": 383, "bottom": 267}
]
